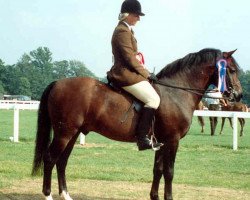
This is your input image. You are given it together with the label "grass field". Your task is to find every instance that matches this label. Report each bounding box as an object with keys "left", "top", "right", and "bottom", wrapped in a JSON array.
[{"left": 0, "top": 109, "right": 250, "bottom": 199}]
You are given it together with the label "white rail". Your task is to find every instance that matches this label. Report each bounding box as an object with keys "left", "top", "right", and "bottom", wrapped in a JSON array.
[
  {"left": 193, "top": 110, "right": 250, "bottom": 150},
  {"left": 0, "top": 100, "right": 40, "bottom": 110},
  {"left": 0, "top": 101, "right": 86, "bottom": 144}
]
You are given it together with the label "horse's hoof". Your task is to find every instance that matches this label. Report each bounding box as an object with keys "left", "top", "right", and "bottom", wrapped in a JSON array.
[
  {"left": 44, "top": 194, "right": 53, "bottom": 200},
  {"left": 60, "top": 191, "right": 73, "bottom": 200}
]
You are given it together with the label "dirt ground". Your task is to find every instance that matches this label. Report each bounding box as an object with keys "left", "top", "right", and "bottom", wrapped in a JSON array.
[{"left": 0, "top": 179, "right": 249, "bottom": 200}]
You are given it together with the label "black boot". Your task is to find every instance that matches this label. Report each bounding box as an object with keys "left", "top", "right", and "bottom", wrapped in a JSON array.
[{"left": 136, "top": 107, "right": 162, "bottom": 151}]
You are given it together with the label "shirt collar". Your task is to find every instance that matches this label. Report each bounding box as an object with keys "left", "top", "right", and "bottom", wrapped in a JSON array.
[{"left": 122, "top": 21, "right": 132, "bottom": 31}]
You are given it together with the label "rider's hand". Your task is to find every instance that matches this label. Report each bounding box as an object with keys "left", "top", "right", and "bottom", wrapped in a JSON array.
[{"left": 148, "top": 73, "right": 158, "bottom": 81}]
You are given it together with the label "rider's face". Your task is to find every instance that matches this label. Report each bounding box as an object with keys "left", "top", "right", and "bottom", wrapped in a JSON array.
[{"left": 126, "top": 13, "right": 140, "bottom": 26}]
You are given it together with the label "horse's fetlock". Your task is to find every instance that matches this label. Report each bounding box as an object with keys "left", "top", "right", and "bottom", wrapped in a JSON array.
[
  {"left": 150, "top": 193, "right": 160, "bottom": 200},
  {"left": 43, "top": 188, "right": 51, "bottom": 197}
]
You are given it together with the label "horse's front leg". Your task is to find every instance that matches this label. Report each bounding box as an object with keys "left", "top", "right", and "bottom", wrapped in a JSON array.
[
  {"left": 162, "top": 140, "right": 179, "bottom": 200},
  {"left": 150, "top": 149, "right": 164, "bottom": 200}
]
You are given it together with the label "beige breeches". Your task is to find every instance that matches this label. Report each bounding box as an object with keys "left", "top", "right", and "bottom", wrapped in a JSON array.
[{"left": 122, "top": 81, "right": 160, "bottom": 109}]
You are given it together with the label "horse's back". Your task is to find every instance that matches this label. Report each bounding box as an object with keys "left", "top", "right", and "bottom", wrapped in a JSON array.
[{"left": 48, "top": 77, "right": 138, "bottom": 141}]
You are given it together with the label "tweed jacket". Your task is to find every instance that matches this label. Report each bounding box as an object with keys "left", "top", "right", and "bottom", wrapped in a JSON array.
[{"left": 107, "top": 21, "right": 150, "bottom": 87}]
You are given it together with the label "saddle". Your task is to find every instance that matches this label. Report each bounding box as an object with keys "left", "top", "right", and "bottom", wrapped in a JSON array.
[
  {"left": 106, "top": 80, "right": 162, "bottom": 151},
  {"left": 107, "top": 80, "right": 144, "bottom": 113}
]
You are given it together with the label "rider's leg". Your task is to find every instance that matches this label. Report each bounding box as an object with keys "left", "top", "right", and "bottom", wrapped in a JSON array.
[{"left": 123, "top": 81, "right": 162, "bottom": 150}]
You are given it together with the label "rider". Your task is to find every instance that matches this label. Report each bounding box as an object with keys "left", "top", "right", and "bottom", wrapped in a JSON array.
[
  {"left": 203, "top": 84, "right": 227, "bottom": 110},
  {"left": 107, "top": 0, "right": 162, "bottom": 151}
]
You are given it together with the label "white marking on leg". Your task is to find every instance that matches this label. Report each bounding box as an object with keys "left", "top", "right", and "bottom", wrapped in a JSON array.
[
  {"left": 60, "top": 190, "right": 73, "bottom": 200},
  {"left": 44, "top": 194, "right": 53, "bottom": 200}
]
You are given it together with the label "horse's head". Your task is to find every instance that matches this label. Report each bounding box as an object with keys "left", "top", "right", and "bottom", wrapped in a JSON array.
[
  {"left": 210, "top": 49, "right": 243, "bottom": 102},
  {"left": 156, "top": 48, "right": 242, "bottom": 102}
]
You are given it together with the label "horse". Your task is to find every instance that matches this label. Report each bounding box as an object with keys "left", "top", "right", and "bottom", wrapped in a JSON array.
[
  {"left": 220, "top": 101, "right": 248, "bottom": 136},
  {"left": 32, "top": 48, "right": 242, "bottom": 200}
]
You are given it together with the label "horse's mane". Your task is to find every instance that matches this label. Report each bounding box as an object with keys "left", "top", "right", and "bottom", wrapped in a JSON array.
[{"left": 157, "top": 48, "right": 222, "bottom": 78}]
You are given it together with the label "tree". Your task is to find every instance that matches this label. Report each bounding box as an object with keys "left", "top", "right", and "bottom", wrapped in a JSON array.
[
  {"left": 30, "top": 47, "right": 53, "bottom": 74},
  {"left": 27, "top": 47, "right": 54, "bottom": 99},
  {"left": 17, "top": 77, "right": 31, "bottom": 97},
  {"left": 239, "top": 70, "right": 250, "bottom": 106},
  {"left": 0, "top": 81, "right": 5, "bottom": 98},
  {"left": 2, "top": 64, "right": 20, "bottom": 95},
  {"left": 68, "top": 60, "right": 97, "bottom": 78},
  {"left": 53, "top": 60, "right": 70, "bottom": 79},
  {"left": 0, "top": 59, "right": 6, "bottom": 86}
]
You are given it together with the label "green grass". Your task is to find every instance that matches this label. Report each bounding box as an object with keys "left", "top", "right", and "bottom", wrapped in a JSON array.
[{"left": 0, "top": 110, "right": 250, "bottom": 191}]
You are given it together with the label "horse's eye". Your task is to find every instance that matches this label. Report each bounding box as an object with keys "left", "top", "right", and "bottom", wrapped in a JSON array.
[
  {"left": 228, "top": 66, "right": 236, "bottom": 73},
  {"left": 230, "top": 69, "right": 236, "bottom": 73}
]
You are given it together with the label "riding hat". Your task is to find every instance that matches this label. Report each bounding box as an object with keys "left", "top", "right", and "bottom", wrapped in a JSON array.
[{"left": 121, "top": 0, "right": 145, "bottom": 16}]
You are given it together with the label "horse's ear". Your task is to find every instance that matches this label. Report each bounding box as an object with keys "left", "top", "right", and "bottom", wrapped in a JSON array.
[{"left": 223, "top": 49, "right": 237, "bottom": 58}]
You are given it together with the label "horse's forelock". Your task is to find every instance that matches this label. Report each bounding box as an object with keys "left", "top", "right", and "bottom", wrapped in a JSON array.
[{"left": 157, "top": 48, "right": 222, "bottom": 78}]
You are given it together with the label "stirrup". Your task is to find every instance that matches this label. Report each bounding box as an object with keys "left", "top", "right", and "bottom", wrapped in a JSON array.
[{"left": 151, "top": 135, "right": 164, "bottom": 151}]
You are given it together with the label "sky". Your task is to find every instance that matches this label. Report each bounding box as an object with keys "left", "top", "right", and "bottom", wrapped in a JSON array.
[{"left": 0, "top": 0, "right": 250, "bottom": 77}]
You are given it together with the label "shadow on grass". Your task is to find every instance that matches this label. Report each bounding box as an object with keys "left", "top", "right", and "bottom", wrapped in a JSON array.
[
  {"left": 213, "top": 144, "right": 235, "bottom": 149},
  {"left": 0, "top": 193, "right": 129, "bottom": 200}
]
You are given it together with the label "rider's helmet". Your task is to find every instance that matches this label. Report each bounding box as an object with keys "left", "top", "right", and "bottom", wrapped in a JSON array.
[{"left": 121, "top": 0, "right": 145, "bottom": 16}]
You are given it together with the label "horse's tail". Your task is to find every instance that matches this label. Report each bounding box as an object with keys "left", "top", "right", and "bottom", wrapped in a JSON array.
[{"left": 32, "top": 81, "right": 56, "bottom": 176}]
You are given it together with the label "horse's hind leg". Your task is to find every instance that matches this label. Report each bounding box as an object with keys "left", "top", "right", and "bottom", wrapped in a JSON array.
[
  {"left": 239, "top": 118, "right": 245, "bottom": 136},
  {"left": 57, "top": 132, "right": 81, "bottom": 200},
  {"left": 228, "top": 118, "right": 233, "bottom": 129},
  {"left": 220, "top": 117, "right": 226, "bottom": 134},
  {"left": 209, "top": 117, "right": 217, "bottom": 136},
  {"left": 43, "top": 135, "right": 73, "bottom": 199},
  {"left": 197, "top": 116, "right": 205, "bottom": 133},
  {"left": 150, "top": 149, "right": 164, "bottom": 200}
]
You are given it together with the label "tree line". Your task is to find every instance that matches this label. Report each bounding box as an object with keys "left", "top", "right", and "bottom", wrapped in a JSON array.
[
  {"left": 0, "top": 47, "right": 106, "bottom": 100},
  {"left": 0, "top": 46, "right": 249, "bottom": 105},
  {"left": 239, "top": 70, "right": 250, "bottom": 106}
]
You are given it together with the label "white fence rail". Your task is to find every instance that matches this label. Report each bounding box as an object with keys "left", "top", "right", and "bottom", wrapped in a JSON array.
[
  {"left": 0, "top": 101, "right": 86, "bottom": 144},
  {"left": 193, "top": 110, "right": 250, "bottom": 150},
  {"left": 0, "top": 100, "right": 40, "bottom": 110},
  {"left": 0, "top": 101, "right": 40, "bottom": 142},
  {"left": 1, "top": 101, "right": 249, "bottom": 150}
]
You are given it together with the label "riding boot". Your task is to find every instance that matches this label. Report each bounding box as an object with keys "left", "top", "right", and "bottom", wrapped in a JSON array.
[{"left": 136, "top": 107, "right": 162, "bottom": 151}]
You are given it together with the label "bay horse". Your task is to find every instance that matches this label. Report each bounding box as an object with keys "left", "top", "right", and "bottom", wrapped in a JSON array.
[
  {"left": 220, "top": 101, "right": 248, "bottom": 136},
  {"left": 32, "top": 48, "right": 242, "bottom": 200}
]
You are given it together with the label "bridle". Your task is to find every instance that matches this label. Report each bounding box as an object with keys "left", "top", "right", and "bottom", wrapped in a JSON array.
[{"left": 153, "top": 57, "right": 236, "bottom": 101}]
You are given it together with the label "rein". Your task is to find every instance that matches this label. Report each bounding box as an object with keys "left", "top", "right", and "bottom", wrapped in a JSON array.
[{"left": 154, "top": 80, "right": 230, "bottom": 100}]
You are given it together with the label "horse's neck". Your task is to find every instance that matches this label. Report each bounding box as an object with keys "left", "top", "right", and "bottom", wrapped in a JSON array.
[
  {"left": 158, "top": 73, "right": 209, "bottom": 109},
  {"left": 158, "top": 79, "right": 202, "bottom": 112}
]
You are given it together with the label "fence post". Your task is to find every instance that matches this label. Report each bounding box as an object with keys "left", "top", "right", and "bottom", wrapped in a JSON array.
[
  {"left": 13, "top": 106, "right": 19, "bottom": 142},
  {"left": 80, "top": 133, "right": 85, "bottom": 145},
  {"left": 233, "top": 113, "right": 238, "bottom": 151}
]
